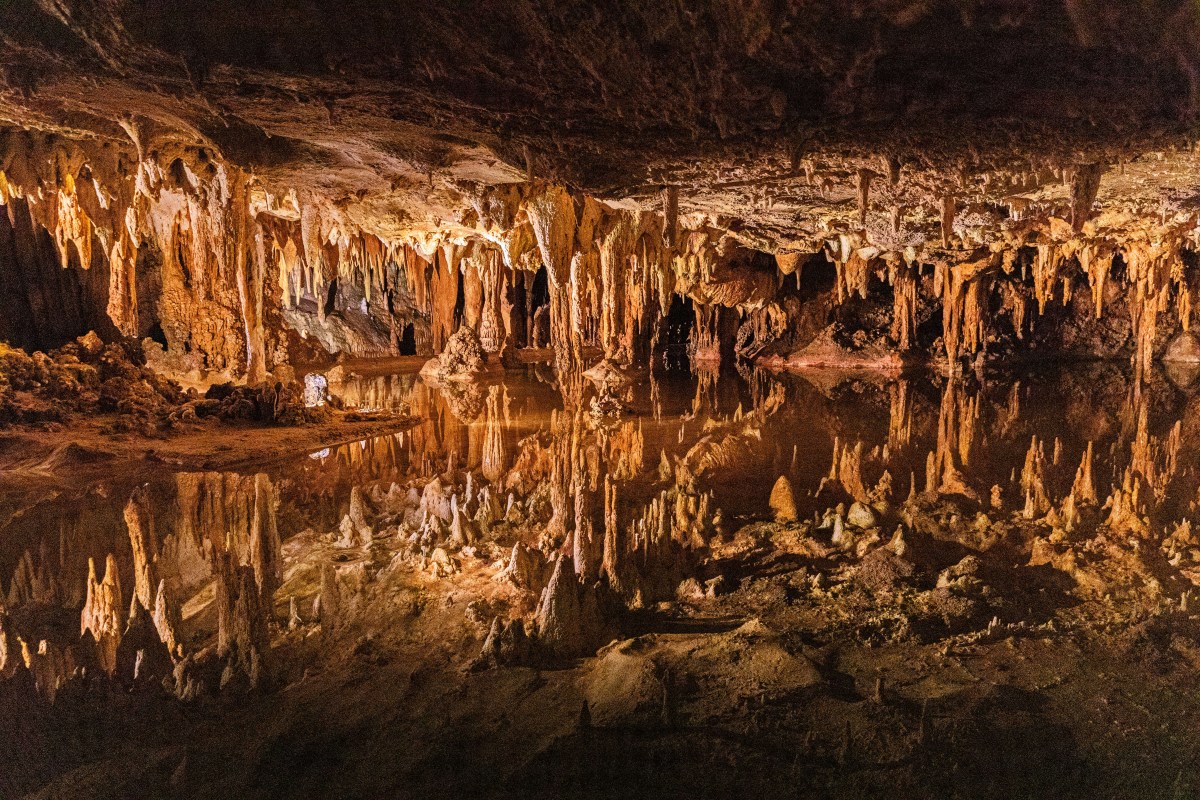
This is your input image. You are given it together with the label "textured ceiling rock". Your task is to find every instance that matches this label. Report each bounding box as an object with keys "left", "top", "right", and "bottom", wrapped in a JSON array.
[{"left": 3, "top": 1, "right": 1200, "bottom": 245}]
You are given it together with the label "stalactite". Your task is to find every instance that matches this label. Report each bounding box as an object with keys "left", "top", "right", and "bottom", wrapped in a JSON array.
[
  {"left": 889, "top": 262, "right": 918, "bottom": 350},
  {"left": 525, "top": 184, "right": 579, "bottom": 383},
  {"left": 941, "top": 195, "right": 956, "bottom": 247},
  {"left": 661, "top": 186, "right": 679, "bottom": 249},
  {"left": 1067, "top": 162, "right": 1104, "bottom": 232},
  {"left": 856, "top": 168, "right": 873, "bottom": 225},
  {"left": 1077, "top": 243, "right": 1113, "bottom": 320},
  {"left": 599, "top": 213, "right": 638, "bottom": 362},
  {"left": 940, "top": 254, "right": 995, "bottom": 368},
  {"left": 1032, "top": 244, "right": 1065, "bottom": 315},
  {"left": 478, "top": 249, "right": 506, "bottom": 353}
]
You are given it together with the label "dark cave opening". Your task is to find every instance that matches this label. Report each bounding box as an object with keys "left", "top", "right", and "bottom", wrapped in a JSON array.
[
  {"left": 399, "top": 322, "right": 417, "bottom": 355},
  {"left": 323, "top": 278, "right": 338, "bottom": 317},
  {"left": 0, "top": 198, "right": 118, "bottom": 351}
]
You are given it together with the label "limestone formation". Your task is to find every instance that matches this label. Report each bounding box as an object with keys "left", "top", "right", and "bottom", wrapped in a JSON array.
[
  {"left": 6, "top": 4, "right": 1200, "bottom": 797},
  {"left": 769, "top": 476, "right": 798, "bottom": 524},
  {"left": 80, "top": 555, "right": 123, "bottom": 675}
]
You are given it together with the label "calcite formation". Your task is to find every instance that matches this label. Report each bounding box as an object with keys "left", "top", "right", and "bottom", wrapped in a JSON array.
[
  {"left": 9, "top": 3, "right": 1200, "bottom": 798},
  {"left": 0, "top": 4, "right": 1197, "bottom": 394}
]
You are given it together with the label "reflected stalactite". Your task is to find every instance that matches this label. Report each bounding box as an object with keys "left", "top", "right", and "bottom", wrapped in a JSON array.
[
  {"left": 925, "top": 380, "right": 979, "bottom": 500},
  {"left": 9, "top": 362, "right": 1200, "bottom": 707},
  {"left": 79, "top": 554, "right": 122, "bottom": 676},
  {"left": 481, "top": 385, "right": 507, "bottom": 485},
  {"left": 888, "top": 380, "right": 913, "bottom": 451},
  {"left": 214, "top": 552, "right": 270, "bottom": 690}
]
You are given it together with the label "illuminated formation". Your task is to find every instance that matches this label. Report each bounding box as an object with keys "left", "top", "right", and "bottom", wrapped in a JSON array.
[{"left": 4, "top": 2, "right": 1200, "bottom": 798}]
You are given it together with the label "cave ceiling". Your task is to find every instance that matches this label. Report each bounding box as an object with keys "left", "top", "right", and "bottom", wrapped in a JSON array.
[{"left": 4, "top": 0, "right": 1200, "bottom": 250}]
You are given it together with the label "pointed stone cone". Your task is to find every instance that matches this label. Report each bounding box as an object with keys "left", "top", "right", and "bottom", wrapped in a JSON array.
[
  {"left": 769, "top": 476, "right": 798, "bottom": 523},
  {"left": 1072, "top": 442, "right": 1097, "bottom": 506},
  {"left": 536, "top": 555, "right": 584, "bottom": 657},
  {"left": 658, "top": 451, "right": 673, "bottom": 482},
  {"left": 1061, "top": 492, "right": 1079, "bottom": 532},
  {"left": 887, "top": 526, "right": 908, "bottom": 558},
  {"left": 480, "top": 617, "right": 503, "bottom": 666}
]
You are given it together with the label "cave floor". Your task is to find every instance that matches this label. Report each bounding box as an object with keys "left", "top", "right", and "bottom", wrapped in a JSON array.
[{"left": 5, "top": 361, "right": 1200, "bottom": 799}]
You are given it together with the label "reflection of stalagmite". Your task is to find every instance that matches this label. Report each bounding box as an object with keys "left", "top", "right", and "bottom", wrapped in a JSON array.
[{"left": 80, "top": 554, "right": 123, "bottom": 676}]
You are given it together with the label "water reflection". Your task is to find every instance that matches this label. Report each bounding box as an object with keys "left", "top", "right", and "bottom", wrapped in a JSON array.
[{"left": 3, "top": 361, "right": 1200, "bottom": 695}]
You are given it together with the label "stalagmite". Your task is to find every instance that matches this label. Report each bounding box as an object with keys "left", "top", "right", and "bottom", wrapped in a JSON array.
[
  {"left": 214, "top": 553, "right": 270, "bottom": 690},
  {"left": 769, "top": 476, "right": 798, "bottom": 523},
  {"left": 1020, "top": 436, "right": 1051, "bottom": 519},
  {"left": 536, "top": 555, "right": 585, "bottom": 657},
  {"left": 1072, "top": 442, "right": 1098, "bottom": 506},
  {"left": 525, "top": 184, "right": 579, "bottom": 381},
  {"left": 9, "top": 8, "right": 1200, "bottom": 795}
]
